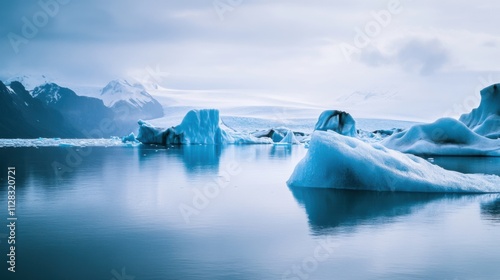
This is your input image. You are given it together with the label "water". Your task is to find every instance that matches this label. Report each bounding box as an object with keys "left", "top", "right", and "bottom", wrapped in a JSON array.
[{"left": 0, "top": 145, "right": 499, "bottom": 280}]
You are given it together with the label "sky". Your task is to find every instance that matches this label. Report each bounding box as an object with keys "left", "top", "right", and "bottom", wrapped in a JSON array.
[{"left": 1, "top": 0, "right": 500, "bottom": 121}]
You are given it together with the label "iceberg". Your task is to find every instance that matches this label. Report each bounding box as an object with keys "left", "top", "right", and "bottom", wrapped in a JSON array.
[
  {"left": 459, "top": 84, "right": 500, "bottom": 139},
  {"left": 278, "top": 129, "right": 300, "bottom": 145},
  {"left": 122, "top": 132, "right": 139, "bottom": 143},
  {"left": 251, "top": 128, "right": 283, "bottom": 142},
  {"left": 314, "top": 110, "right": 357, "bottom": 137},
  {"left": 287, "top": 131, "right": 500, "bottom": 192},
  {"left": 137, "top": 109, "right": 273, "bottom": 145},
  {"left": 381, "top": 118, "right": 500, "bottom": 156},
  {"left": 251, "top": 127, "right": 304, "bottom": 144}
]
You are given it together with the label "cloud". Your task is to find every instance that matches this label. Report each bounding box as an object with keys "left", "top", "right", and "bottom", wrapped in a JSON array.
[
  {"left": 360, "top": 38, "right": 450, "bottom": 75},
  {"left": 396, "top": 39, "right": 450, "bottom": 75},
  {"left": 1, "top": 0, "right": 500, "bottom": 121}
]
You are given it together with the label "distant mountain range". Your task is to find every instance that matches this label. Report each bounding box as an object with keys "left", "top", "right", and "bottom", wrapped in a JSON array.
[{"left": 0, "top": 78, "right": 164, "bottom": 138}]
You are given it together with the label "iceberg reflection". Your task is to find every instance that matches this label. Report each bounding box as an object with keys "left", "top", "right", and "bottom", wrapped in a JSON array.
[{"left": 289, "top": 187, "right": 469, "bottom": 234}]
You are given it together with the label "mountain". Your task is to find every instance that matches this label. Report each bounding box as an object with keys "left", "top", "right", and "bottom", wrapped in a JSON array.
[
  {"left": 32, "top": 83, "right": 117, "bottom": 137},
  {"left": 100, "top": 79, "right": 164, "bottom": 121},
  {"left": 0, "top": 81, "right": 82, "bottom": 138},
  {"left": 6, "top": 74, "right": 53, "bottom": 91}
]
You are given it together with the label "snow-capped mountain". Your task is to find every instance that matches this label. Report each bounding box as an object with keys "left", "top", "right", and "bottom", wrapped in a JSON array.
[
  {"left": 6, "top": 74, "right": 54, "bottom": 92},
  {"left": 100, "top": 79, "right": 164, "bottom": 120},
  {"left": 32, "top": 83, "right": 117, "bottom": 136},
  {"left": 0, "top": 81, "right": 82, "bottom": 138}
]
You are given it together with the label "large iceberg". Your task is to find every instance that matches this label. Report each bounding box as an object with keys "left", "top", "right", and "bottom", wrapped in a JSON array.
[
  {"left": 459, "top": 83, "right": 500, "bottom": 139},
  {"left": 381, "top": 118, "right": 500, "bottom": 156},
  {"left": 287, "top": 131, "right": 500, "bottom": 192},
  {"left": 137, "top": 109, "right": 272, "bottom": 145},
  {"left": 314, "top": 110, "right": 357, "bottom": 137}
]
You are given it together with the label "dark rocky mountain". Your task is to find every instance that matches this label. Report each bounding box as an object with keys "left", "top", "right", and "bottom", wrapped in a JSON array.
[
  {"left": 0, "top": 81, "right": 82, "bottom": 138},
  {"left": 1, "top": 79, "right": 165, "bottom": 138},
  {"left": 32, "top": 83, "right": 119, "bottom": 137}
]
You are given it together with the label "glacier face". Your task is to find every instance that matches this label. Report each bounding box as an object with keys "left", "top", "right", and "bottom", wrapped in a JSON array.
[{"left": 287, "top": 131, "right": 500, "bottom": 192}]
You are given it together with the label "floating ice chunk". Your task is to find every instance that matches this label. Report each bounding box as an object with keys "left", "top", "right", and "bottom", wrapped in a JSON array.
[
  {"left": 279, "top": 130, "right": 300, "bottom": 145},
  {"left": 137, "top": 110, "right": 223, "bottom": 145},
  {"left": 314, "top": 110, "right": 357, "bottom": 137},
  {"left": 122, "top": 132, "right": 138, "bottom": 143},
  {"left": 459, "top": 84, "right": 500, "bottom": 139},
  {"left": 381, "top": 118, "right": 500, "bottom": 156},
  {"left": 137, "top": 109, "right": 274, "bottom": 145},
  {"left": 178, "top": 109, "right": 224, "bottom": 144},
  {"left": 287, "top": 131, "right": 500, "bottom": 192},
  {"left": 136, "top": 120, "right": 170, "bottom": 145},
  {"left": 223, "top": 130, "right": 274, "bottom": 144}
]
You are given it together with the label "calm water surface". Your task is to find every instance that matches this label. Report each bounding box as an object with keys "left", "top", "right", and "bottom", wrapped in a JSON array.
[{"left": 0, "top": 145, "right": 499, "bottom": 280}]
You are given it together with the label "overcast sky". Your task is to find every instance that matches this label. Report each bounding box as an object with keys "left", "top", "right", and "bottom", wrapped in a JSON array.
[{"left": 1, "top": 0, "right": 500, "bottom": 120}]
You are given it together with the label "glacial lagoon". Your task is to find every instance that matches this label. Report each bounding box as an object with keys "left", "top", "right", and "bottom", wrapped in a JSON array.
[{"left": 1, "top": 145, "right": 499, "bottom": 279}]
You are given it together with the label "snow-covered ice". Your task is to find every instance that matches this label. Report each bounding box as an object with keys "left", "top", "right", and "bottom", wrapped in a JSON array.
[
  {"left": 287, "top": 131, "right": 500, "bottom": 192},
  {"left": 381, "top": 118, "right": 500, "bottom": 156},
  {"left": 459, "top": 83, "right": 500, "bottom": 139},
  {"left": 279, "top": 130, "right": 300, "bottom": 145}
]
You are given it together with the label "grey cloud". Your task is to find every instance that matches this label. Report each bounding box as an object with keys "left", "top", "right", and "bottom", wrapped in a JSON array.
[
  {"left": 396, "top": 39, "right": 450, "bottom": 75},
  {"left": 360, "top": 39, "right": 450, "bottom": 76},
  {"left": 0, "top": 0, "right": 499, "bottom": 121}
]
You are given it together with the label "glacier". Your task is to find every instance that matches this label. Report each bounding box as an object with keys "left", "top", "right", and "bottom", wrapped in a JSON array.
[{"left": 287, "top": 131, "right": 500, "bottom": 192}]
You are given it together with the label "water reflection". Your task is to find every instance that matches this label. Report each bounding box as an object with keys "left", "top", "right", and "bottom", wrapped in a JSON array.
[
  {"left": 481, "top": 196, "right": 500, "bottom": 223},
  {"left": 289, "top": 187, "right": 467, "bottom": 235},
  {"left": 431, "top": 156, "right": 500, "bottom": 176},
  {"left": 137, "top": 144, "right": 222, "bottom": 173},
  {"left": 0, "top": 147, "right": 109, "bottom": 186},
  {"left": 269, "top": 145, "right": 293, "bottom": 158}
]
